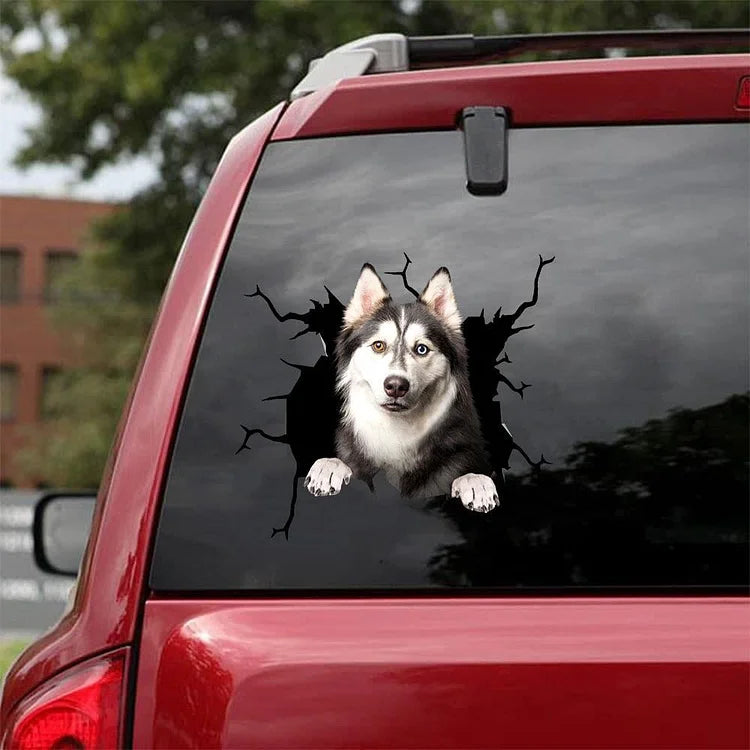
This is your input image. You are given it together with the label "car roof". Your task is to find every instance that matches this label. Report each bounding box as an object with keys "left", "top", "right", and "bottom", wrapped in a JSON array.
[
  {"left": 290, "top": 30, "right": 748, "bottom": 99},
  {"left": 274, "top": 53, "right": 750, "bottom": 140}
]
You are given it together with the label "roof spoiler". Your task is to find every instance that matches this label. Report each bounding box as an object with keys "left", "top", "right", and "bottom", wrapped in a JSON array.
[{"left": 291, "top": 28, "right": 749, "bottom": 99}]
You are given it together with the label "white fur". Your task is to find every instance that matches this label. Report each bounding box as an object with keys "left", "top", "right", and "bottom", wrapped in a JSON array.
[
  {"left": 343, "top": 375, "right": 457, "bottom": 486},
  {"left": 451, "top": 473, "right": 499, "bottom": 512},
  {"left": 336, "top": 316, "right": 459, "bottom": 487},
  {"left": 306, "top": 266, "right": 499, "bottom": 512},
  {"left": 305, "top": 457, "right": 352, "bottom": 496},
  {"left": 337, "top": 319, "right": 448, "bottom": 414}
]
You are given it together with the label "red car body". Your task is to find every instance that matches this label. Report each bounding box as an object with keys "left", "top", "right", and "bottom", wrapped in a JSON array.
[{"left": 2, "top": 51, "right": 749, "bottom": 748}]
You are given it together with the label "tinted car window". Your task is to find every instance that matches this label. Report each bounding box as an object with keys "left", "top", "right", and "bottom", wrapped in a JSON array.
[{"left": 151, "top": 124, "right": 749, "bottom": 591}]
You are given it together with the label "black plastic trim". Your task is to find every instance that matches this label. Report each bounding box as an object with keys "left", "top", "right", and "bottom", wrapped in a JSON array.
[
  {"left": 148, "top": 585, "right": 750, "bottom": 599},
  {"left": 461, "top": 106, "right": 509, "bottom": 196},
  {"left": 408, "top": 29, "right": 749, "bottom": 65}
]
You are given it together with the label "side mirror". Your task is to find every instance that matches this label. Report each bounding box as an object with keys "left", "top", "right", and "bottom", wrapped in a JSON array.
[{"left": 33, "top": 492, "right": 97, "bottom": 576}]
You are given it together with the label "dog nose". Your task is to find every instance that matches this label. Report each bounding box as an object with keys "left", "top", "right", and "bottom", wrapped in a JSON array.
[{"left": 384, "top": 375, "right": 410, "bottom": 398}]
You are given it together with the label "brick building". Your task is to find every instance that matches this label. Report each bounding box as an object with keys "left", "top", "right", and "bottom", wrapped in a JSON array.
[{"left": 0, "top": 195, "right": 115, "bottom": 487}]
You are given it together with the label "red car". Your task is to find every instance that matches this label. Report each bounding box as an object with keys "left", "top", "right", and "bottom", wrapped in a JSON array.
[{"left": 2, "top": 30, "right": 749, "bottom": 749}]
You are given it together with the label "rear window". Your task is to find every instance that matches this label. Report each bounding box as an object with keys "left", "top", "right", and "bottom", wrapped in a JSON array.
[{"left": 151, "top": 123, "right": 749, "bottom": 592}]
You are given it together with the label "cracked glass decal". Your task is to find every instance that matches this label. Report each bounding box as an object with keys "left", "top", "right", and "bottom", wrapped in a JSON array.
[{"left": 239, "top": 253, "right": 553, "bottom": 538}]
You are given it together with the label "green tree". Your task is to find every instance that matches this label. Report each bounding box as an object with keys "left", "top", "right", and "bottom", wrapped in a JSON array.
[{"left": 1, "top": 0, "right": 746, "bottom": 486}]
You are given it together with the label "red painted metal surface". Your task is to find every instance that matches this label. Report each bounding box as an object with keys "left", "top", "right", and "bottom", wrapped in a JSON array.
[
  {"left": 132, "top": 598, "right": 750, "bottom": 748},
  {"left": 0, "top": 102, "right": 286, "bottom": 723},
  {"left": 273, "top": 55, "right": 750, "bottom": 140}
]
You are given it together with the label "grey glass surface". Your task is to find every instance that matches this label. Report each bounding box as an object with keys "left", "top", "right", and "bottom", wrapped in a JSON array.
[{"left": 151, "top": 124, "right": 749, "bottom": 591}]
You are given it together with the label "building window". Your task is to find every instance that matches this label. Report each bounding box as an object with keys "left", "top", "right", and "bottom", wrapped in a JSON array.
[
  {"left": 1, "top": 364, "right": 19, "bottom": 422},
  {"left": 40, "top": 366, "right": 63, "bottom": 420},
  {"left": 44, "top": 249, "right": 78, "bottom": 302},
  {"left": 0, "top": 248, "right": 22, "bottom": 303}
]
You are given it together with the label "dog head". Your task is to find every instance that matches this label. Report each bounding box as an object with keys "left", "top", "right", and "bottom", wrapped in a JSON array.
[{"left": 337, "top": 263, "right": 464, "bottom": 414}]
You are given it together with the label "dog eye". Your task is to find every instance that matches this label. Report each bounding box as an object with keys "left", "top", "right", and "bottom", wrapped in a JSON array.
[
  {"left": 414, "top": 343, "right": 430, "bottom": 356},
  {"left": 371, "top": 341, "right": 386, "bottom": 353}
]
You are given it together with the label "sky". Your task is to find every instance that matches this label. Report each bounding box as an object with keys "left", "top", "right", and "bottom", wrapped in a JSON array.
[{"left": 1, "top": 70, "right": 156, "bottom": 202}]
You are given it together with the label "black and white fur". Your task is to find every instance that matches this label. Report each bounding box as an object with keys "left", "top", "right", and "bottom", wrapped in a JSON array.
[{"left": 305, "top": 264, "right": 498, "bottom": 512}]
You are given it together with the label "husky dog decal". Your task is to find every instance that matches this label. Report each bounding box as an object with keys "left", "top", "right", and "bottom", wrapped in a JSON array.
[
  {"left": 305, "top": 264, "right": 498, "bottom": 512},
  {"left": 239, "top": 253, "right": 553, "bottom": 537}
]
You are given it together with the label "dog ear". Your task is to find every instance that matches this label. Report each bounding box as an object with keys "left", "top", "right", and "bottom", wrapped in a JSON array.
[
  {"left": 344, "top": 264, "right": 391, "bottom": 327},
  {"left": 420, "top": 268, "right": 461, "bottom": 331}
]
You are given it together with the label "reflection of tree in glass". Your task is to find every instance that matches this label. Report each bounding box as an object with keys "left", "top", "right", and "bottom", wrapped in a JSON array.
[
  {"left": 428, "top": 393, "right": 749, "bottom": 588},
  {"left": 237, "top": 254, "right": 553, "bottom": 538}
]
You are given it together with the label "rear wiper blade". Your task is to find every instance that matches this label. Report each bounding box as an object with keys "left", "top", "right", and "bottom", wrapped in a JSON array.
[{"left": 408, "top": 29, "right": 750, "bottom": 66}]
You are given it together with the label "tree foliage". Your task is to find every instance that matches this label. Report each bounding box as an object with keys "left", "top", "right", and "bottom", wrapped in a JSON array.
[{"left": 2, "top": 0, "right": 747, "bottom": 486}]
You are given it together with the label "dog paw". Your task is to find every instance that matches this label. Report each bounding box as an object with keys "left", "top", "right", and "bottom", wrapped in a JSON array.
[
  {"left": 451, "top": 473, "right": 499, "bottom": 513},
  {"left": 305, "top": 458, "right": 352, "bottom": 497}
]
